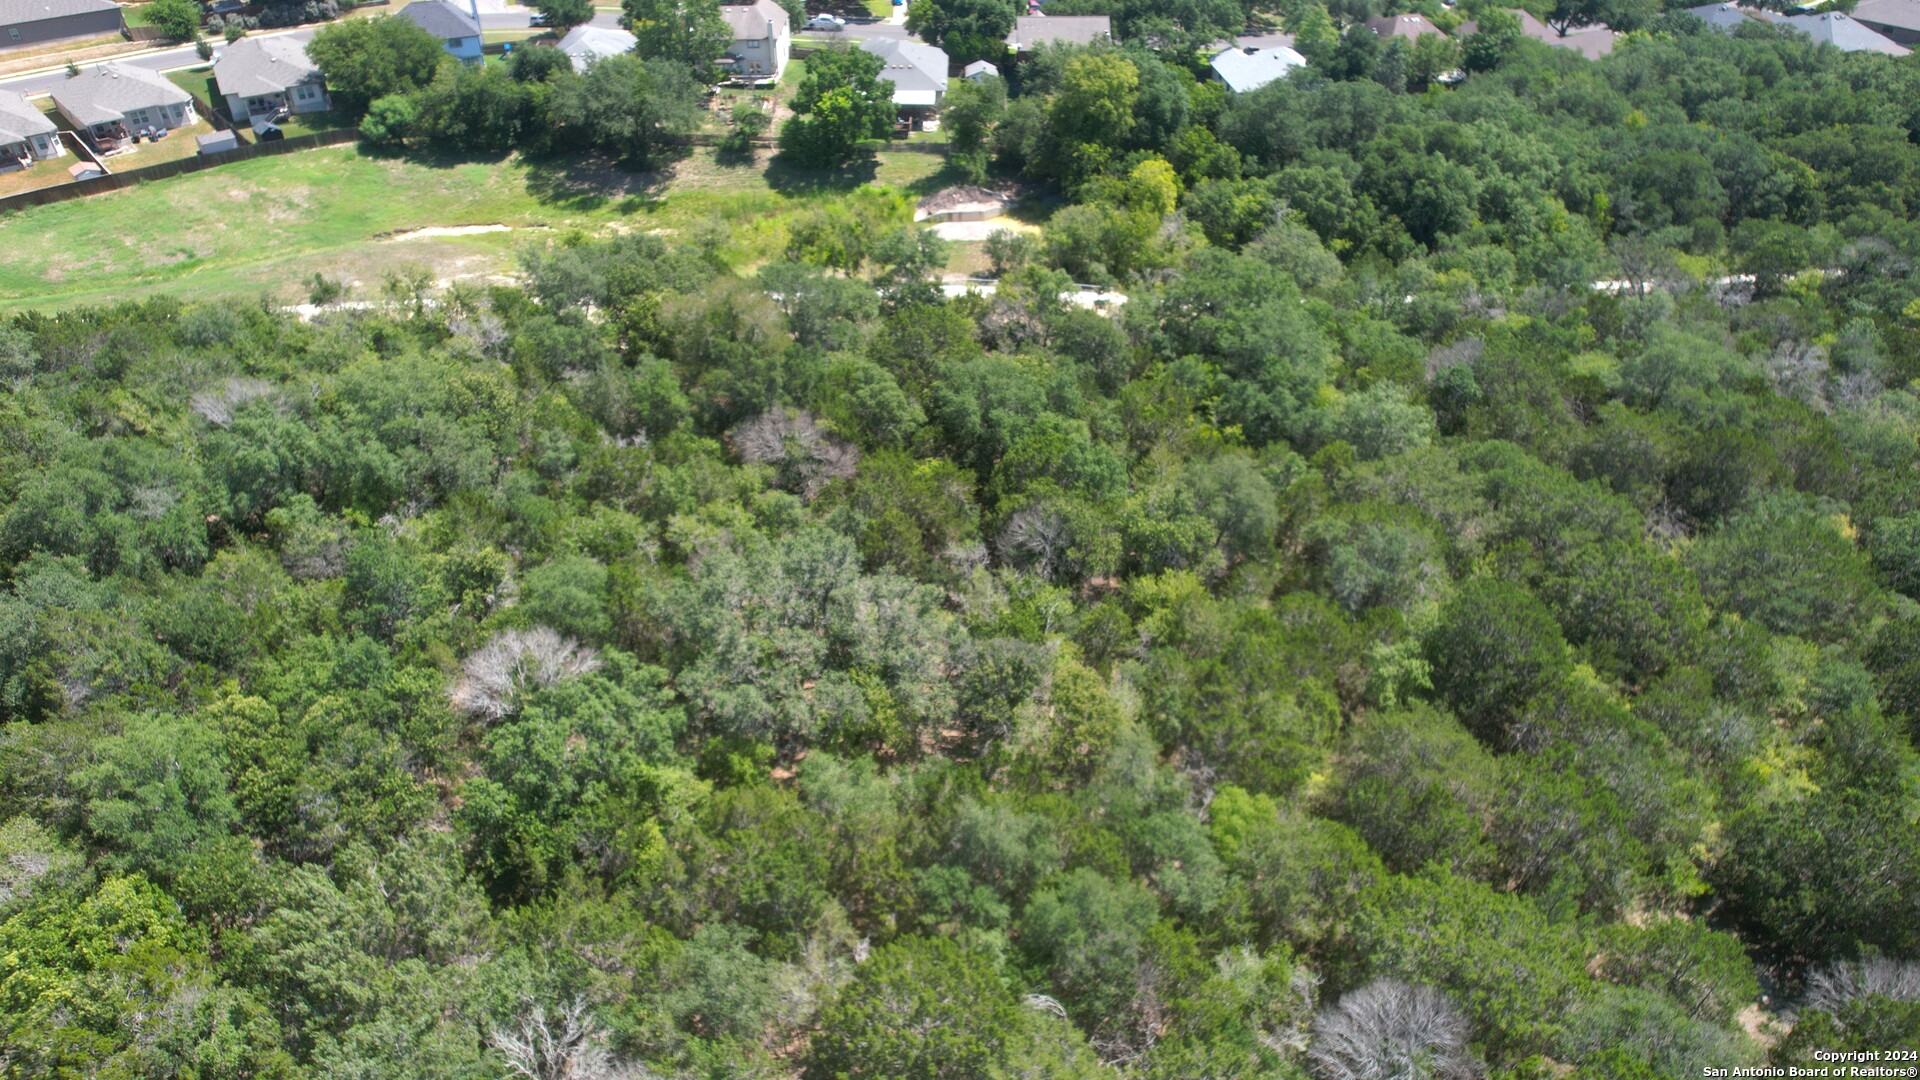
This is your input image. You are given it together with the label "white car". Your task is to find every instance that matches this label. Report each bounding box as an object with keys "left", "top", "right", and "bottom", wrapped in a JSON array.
[{"left": 806, "top": 13, "right": 846, "bottom": 30}]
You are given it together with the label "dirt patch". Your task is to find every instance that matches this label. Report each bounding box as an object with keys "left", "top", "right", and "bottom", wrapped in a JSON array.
[
  {"left": 929, "top": 216, "right": 1038, "bottom": 241},
  {"left": 378, "top": 224, "right": 519, "bottom": 241}
]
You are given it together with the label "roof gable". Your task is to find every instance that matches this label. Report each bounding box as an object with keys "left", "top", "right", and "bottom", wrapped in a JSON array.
[
  {"left": 52, "top": 62, "right": 192, "bottom": 126},
  {"left": 1209, "top": 44, "right": 1305, "bottom": 93},
  {"left": 720, "top": 0, "right": 787, "bottom": 41},
  {"left": 0, "top": 88, "right": 55, "bottom": 143},
  {"left": 214, "top": 36, "right": 322, "bottom": 97},
  {"left": 399, "top": 0, "right": 480, "bottom": 40}
]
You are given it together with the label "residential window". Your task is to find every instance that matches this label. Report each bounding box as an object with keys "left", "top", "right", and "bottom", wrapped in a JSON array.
[
  {"left": 7, "top": 28, "right": 18, "bottom": 39},
  {"left": 746, "top": 39, "right": 759, "bottom": 47}
]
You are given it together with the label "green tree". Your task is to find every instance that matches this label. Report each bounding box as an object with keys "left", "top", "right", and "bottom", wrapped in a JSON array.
[
  {"left": 74, "top": 714, "right": 240, "bottom": 881},
  {"left": 624, "top": 0, "right": 730, "bottom": 77},
  {"left": 533, "top": 0, "right": 594, "bottom": 30},
  {"left": 905, "top": 0, "right": 1019, "bottom": 64},
  {"left": 306, "top": 15, "right": 447, "bottom": 109},
  {"left": 804, "top": 935, "right": 1025, "bottom": 1079},
  {"left": 548, "top": 54, "right": 706, "bottom": 162},
  {"left": 146, "top": 0, "right": 203, "bottom": 40},
  {"left": 779, "top": 46, "right": 895, "bottom": 168}
]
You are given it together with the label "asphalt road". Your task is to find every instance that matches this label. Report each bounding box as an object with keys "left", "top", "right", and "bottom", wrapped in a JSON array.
[{"left": 0, "top": 6, "right": 911, "bottom": 94}]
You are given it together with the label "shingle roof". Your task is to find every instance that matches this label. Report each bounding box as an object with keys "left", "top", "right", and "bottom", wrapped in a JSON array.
[
  {"left": 962, "top": 59, "right": 999, "bottom": 78},
  {"left": 861, "top": 38, "right": 947, "bottom": 103},
  {"left": 398, "top": 0, "right": 479, "bottom": 40},
  {"left": 1461, "top": 10, "right": 1617, "bottom": 59},
  {"left": 1006, "top": 15, "right": 1111, "bottom": 49},
  {"left": 214, "top": 36, "right": 322, "bottom": 98},
  {"left": 1367, "top": 13, "right": 1445, "bottom": 39},
  {"left": 558, "top": 24, "right": 636, "bottom": 70},
  {"left": 1209, "top": 44, "right": 1305, "bottom": 93},
  {"left": 0, "top": 0, "right": 117, "bottom": 28},
  {"left": 0, "top": 88, "right": 54, "bottom": 144},
  {"left": 1684, "top": 2, "right": 1772, "bottom": 30},
  {"left": 719, "top": 0, "right": 786, "bottom": 41},
  {"left": 1779, "top": 10, "right": 1910, "bottom": 53},
  {"left": 52, "top": 61, "right": 191, "bottom": 126},
  {"left": 1852, "top": 0, "right": 1920, "bottom": 33}
]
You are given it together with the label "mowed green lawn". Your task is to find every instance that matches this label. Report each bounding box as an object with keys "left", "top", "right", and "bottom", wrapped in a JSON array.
[{"left": 0, "top": 142, "right": 954, "bottom": 312}]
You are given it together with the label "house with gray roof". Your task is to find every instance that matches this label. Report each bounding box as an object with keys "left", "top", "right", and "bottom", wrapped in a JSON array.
[
  {"left": 1684, "top": 2, "right": 1773, "bottom": 31},
  {"left": 963, "top": 59, "right": 999, "bottom": 81},
  {"left": 720, "top": 0, "right": 789, "bottom": 82},
  {"left": 1006, "top": 14, "right": 1112, "bottom": 51},
  {"left": 399, "top": 0, "right": 483, "bottom": 64},
  {"left": 0, "top": 87, "right": 60, "bottom": 167},
  {"left": 1779, "top": 10, "right": 1909, "bottom": 54},
  {"left": 0, "top": 0, "right": 120, "bottom": 52},
  {"left": 861, "top": 38, "right": 948, "bottom": 109},
  {"left": 1850, "top": 0, "right": 1920, "bottom": 45},
  {"left": 1209, "top": 43, "right": 1306, "bottom": 93},
  {"left": 557, "top": 24, "right": 636, "bottom": 71},
  {"left": 214, "top": 36, "right": 329, "bottom": 125},
  {"left": 52, "top": 62, "right": 196, "bottom": 145}
]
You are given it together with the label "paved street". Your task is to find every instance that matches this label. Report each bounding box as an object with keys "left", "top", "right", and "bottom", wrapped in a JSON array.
[{"left": 0, "top": 3, "right": 913, "bottom": 94}]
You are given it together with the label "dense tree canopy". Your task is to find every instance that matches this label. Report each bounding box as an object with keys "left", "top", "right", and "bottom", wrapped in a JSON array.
[{"left": 6, "top": 4, "right": 1920, "bottom": 1077}]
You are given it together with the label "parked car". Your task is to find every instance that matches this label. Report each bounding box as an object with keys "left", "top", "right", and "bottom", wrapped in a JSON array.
[
  {"left": 206, "top": 0, "right": 246, "bottom": 14},
  {"left": 805, "top": 13, "right": 845, "bottom": 29},
  {"left": 528, "top": 11, "right": 551, "bottom": 24}
]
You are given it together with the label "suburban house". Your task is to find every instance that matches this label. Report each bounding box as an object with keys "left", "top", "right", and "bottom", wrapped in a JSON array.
[
  {"left": 1208, "top": 43, "right": 1306, "bottom": 93},
  {"left": 399, "top": 0, "right": 483, "bottom": 64},
  {"left": 1366, "top": 13, "right": 1446, "bottom": 40},
  {"left": 861, "top": 38, "right": 948, "bottom": 110},
  {"left": 213, "top": 36, "right": 329, "bottom": 126},
  {"left": 1684, "top": 2, "right": 1769, "bottom": 30},
  {"left": 1778, "top": 10, "right": 1909, "bottom": 54},
  {"left": 1460, "top": 10, "right": 1616, "bottom": 59},
  {"left": 0, "top": 87, "right": 61, "bottom": 167},
  {"left": 52, "top": 62, "right": 195, "bottom": 147},
  {"left": 719, "top": 0, "right": 790, "bottom": 82},
  {"left": 1005, "top": 14, "right": 1112, "bottom": 52},
  {"left": 1850, "top": 0, "right": 1920, "bottom": 45},
  {"left": 0, "top": 0, "right": 121, "bottom": 52},
  {"left": 963, "top": 59, "right": 999, "bottom": 81},
  {"left": 557, "top": 24, "right": 636, "bottom": 71}
]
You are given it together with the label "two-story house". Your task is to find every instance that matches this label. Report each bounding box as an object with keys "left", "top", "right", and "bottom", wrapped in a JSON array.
[{"left": 720, "top": 0, "right": 789, "bottom": 82}]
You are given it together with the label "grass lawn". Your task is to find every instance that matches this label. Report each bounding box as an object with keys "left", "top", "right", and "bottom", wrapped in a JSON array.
[
  {"left": 166, "top": 67, "right": 220, "bottom": 109},
  {"left": 0, "top": 154, "right": 80, "bottom": 199},
  {"left": 104, "top": 116, "right": 221, "bottom": 168},
  {"left": 0, "top": 142, "right": 957, "bottom": 312}
]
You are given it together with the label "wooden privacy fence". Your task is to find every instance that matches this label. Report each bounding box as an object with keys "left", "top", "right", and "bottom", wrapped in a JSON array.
[
  {"left": 0, "top": 125, "right": 947, "bottom": 214},
  {"left": 0, "top": 126, "right": 359, "bottom": 213}
]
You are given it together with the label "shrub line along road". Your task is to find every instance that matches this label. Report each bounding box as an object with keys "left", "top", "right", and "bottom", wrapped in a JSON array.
[{"left": 0, "top": 7, "right": 911, "bottom": 96}]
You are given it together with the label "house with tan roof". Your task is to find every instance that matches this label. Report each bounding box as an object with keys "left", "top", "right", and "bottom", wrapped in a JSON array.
[{"left": 720, "top": 0, "right": 789, "bottom": 82}]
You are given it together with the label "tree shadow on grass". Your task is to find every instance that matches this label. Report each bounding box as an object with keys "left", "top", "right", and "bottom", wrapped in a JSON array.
[
  {"left": 520, "top": 152, "right": 670, "bottom": 213},
  {"left": 764, "top": 152, "right": 881, "bottom": 195}
]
